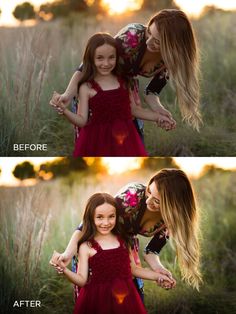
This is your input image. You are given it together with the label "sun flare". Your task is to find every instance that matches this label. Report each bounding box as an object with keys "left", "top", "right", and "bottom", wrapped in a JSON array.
[
  {"left": 102, "top": 158, "right": 142, "bottom": 174},
  {"left": 102, "top": 0, "right": 143, "bottom": 14}
]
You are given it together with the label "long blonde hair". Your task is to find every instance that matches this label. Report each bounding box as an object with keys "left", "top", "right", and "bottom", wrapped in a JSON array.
[
  {"left": 149, "top": 9, "right": 202, "bottom": 130},
  {"left": 148, "top": 169, "right": 202, "bottom": 290}
]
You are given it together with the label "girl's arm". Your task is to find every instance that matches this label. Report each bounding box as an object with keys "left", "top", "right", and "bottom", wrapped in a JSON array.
[
  {"left": 130, "top": 253, "right": 171, "bottom": 282},
  {"left": 130, "top": 92, "right": 176, "bottom": 129},
  {"left": 59, "top": 83, "right": 89, "bottom": 127},
  {"left": 63, "top": 243, "right": 90, "bottom": 287}
]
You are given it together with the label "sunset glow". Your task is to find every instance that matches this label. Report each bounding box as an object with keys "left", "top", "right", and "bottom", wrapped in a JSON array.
[
  {"left": 102, "top": 0, "right": 142, "bottom": 14},
  {"left": 102, "top": 158, "right": 142, "bottom": 174},
  {"left": 0, "top": 158, "right": 236, "bottom": 186},
  {"left": 1, "top": 0, "right": 236, "bottom": 26}
]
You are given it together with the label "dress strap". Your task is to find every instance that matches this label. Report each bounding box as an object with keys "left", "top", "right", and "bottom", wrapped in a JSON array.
[
  {"left": 89, "top": 79, "right": 102, "bottom": 92},
  {"left": 89, "top": 238, "right": 102, "bottom": 251}
]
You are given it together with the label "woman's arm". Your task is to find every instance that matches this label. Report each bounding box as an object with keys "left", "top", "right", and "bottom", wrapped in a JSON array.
[
  {"left": 49, "top": 230, "right": 82, "bottom": 268},
  {"left": 63, "top": 71, "right": 82, "bottom": 101},
  {"left": 144, "top": 94, "right": 171, "bottom": 117},
  {"left": 58, "top": 83, "right": 89, "bottom": 127},
  {"left": 63, "top": 243, "right": 90, "bottom": 287},
  {"left": 144, "top": 252, "right": 170, "bottom": 274},
  {"left": 50, "top": 71, "right": 82, "bottom": 109}
]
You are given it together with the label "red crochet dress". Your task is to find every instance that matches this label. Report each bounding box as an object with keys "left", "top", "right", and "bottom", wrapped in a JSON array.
[
  {"left": 73, "top": 237, "right": 147, "bottom": 314},
  {"left": 73, "top": 79, "right": 147, "bottom": 157}
]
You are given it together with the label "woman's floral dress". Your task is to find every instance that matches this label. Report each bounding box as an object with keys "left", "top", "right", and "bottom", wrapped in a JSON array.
[
  {"left": 115, "top": 23, "right": 168, "bottom": 95},
  {"left": 115, "top": 182, "right": 169, "bottom": 299}
]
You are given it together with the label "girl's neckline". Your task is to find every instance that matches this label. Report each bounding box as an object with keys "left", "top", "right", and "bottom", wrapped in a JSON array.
[
  {"left": 92, "top": 78, "right": 121, "bottom": 92},
  {"left": 92, "top": 237, "right": 121, "bottom": 251}
]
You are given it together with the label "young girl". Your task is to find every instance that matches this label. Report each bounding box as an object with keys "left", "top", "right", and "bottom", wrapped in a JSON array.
[
  {"left": 51, "top": 193, "right": 173, "bottom": 314},
  {"left": 54, "top": 33, "right": 172, "bottom": 157}
]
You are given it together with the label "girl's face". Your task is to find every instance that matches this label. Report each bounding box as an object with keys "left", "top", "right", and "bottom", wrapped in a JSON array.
[
  {"left": 146, "top": 182, "right": 161, "bottom": 212},
  {"left": 94, "top": 203, "right": 116, "bottom": 235},
  {"left": 94, "top": 44, "right": 117, "bottom": 76},
  {"left": 146, "top": 23, "right": 161, "bottom": 53}
]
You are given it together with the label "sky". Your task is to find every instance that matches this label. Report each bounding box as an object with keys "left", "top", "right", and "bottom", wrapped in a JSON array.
[
  {"left": 0, "top": 157, "right": 236, "bottom": 186},
  {"left": 0, "top": 0, "right": 236, "bottom": 26}
]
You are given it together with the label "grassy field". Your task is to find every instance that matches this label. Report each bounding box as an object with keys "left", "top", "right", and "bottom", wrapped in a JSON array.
[
  {"left": 0, "top": 10, "right": 236, "bottom": 156},
  {"left": 0, "top": 167, "right": 236, "bottom": 313}
]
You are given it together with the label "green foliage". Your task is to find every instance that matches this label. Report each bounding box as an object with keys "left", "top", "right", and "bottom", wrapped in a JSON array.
[
  {"left": 13, "top": 2, "right": 35, "bottom": 21},
  {"left": 12, "top": 161, "right": 36, "bottom": 180},
  {"left": 141, "top": 157, "right": 179, "bottom": 170},
  {"left": 39, "top": 157, "right": 88, "bottom": 179}
]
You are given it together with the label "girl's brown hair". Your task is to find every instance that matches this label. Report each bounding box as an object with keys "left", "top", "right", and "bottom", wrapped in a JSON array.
[
  {"left": 77, "top": 193, "right": 129, "bottom": 250},
  {"left": 78, "top": 33, "right": 120, "bottom": 92}
]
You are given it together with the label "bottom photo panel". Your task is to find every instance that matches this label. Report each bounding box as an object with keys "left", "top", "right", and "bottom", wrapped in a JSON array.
[{"left": 0, "top": 157, "right": 236, "bottom": 314}]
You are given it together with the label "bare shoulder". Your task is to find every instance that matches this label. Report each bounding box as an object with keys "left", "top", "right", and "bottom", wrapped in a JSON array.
[
  {"left": 79, "top": 82, "right": 96, "bottom": 98},
  {"left": 79, "top": 83, "right": 90, "bottom": 95},
  {"left": 78, "top": 242, "right": 91, "bottom": 256}
]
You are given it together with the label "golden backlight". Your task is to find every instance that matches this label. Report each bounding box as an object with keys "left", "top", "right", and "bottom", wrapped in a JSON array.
[
  {"left": 102, "top": 0, "right": 143, "bottom": 14},
  {"left": 102, "top": 157, "right": 142, "bottom": 174}
]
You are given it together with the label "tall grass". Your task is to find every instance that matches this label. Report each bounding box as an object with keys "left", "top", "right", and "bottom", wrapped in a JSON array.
[
  {"left": 1, "top": 11, "right": 235, "bottom": 156},
  {"left": 0, "top": 169, "right": 236, "bottom": 313}
]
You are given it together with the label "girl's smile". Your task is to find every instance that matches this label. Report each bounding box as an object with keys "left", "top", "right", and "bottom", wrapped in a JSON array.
[
  {"left": 94, "top": 203, "right": 116, "bottom": 235},
  {"left": 94, "top": 44, "right": 117, "bottom": 76}
]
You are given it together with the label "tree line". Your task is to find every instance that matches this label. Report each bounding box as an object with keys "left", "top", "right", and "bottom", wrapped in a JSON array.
[{"left": 11, "top": 0, "right": 178, "bottom": 22}]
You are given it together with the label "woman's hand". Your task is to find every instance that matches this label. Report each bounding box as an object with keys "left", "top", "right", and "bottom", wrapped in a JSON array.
[
  {"left": 49, "top": 91, "right": 71, "bottom": 114},
  {"left": 157, "top": 114, "right": 176, "bottom": 131},
  {"left": 154, "top": 266, "right": 176, "bottom": 289},
  {"left": 49, "top": 250, "right": 71, "bottom": 271}
]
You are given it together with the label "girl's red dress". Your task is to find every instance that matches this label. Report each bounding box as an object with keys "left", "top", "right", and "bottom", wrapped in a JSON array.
[
  {"left": 73, "top": 79, "right": 147, "bottom": 157},
  {"left": 73, "top": 237, "right": 147, "bottom": 314}
]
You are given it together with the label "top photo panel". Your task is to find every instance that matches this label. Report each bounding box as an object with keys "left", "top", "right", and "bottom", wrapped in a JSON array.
[{"left": 1, "top": 2, "right": 236, "bottom": 157}]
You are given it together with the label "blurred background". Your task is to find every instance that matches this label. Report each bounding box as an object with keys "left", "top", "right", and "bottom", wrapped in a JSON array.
[
  {"left": 0, "top": 157, "right": 236, "bottom": 313},
  {"left": 0, "top": 0, "right": 236, "bottom": 156}
]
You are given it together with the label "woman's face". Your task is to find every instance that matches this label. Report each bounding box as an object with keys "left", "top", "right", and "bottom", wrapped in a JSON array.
[
  {"left": 146, "top": 23, "right": 161, "bottom": 53},
  {"left": 146, "top": 182, "right": 161, "bottom": 212}
]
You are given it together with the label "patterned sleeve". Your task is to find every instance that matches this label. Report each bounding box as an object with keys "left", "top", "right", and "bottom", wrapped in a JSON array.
[
  {"left": 76, "top": 222, "right": 83, "bottom": 231},
  {"left": 115, "top": 182, "right": 146, "bottom": 233},
  {"left": 145, "top": 68, "right": 169, "bottom": 96},
  {"left": 144, "top": 227, "right": 169, "bottom": 255},
  {"left": 115, "top": 23, "right": 146, "bottom": 76}
]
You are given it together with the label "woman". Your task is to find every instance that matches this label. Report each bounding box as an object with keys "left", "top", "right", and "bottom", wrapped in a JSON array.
[
  {"left": 50, "top": 9, "right": 202, "bottom": 134},
  {"left": 50, "top": 169, "right": 202, "bottom": 300}
]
